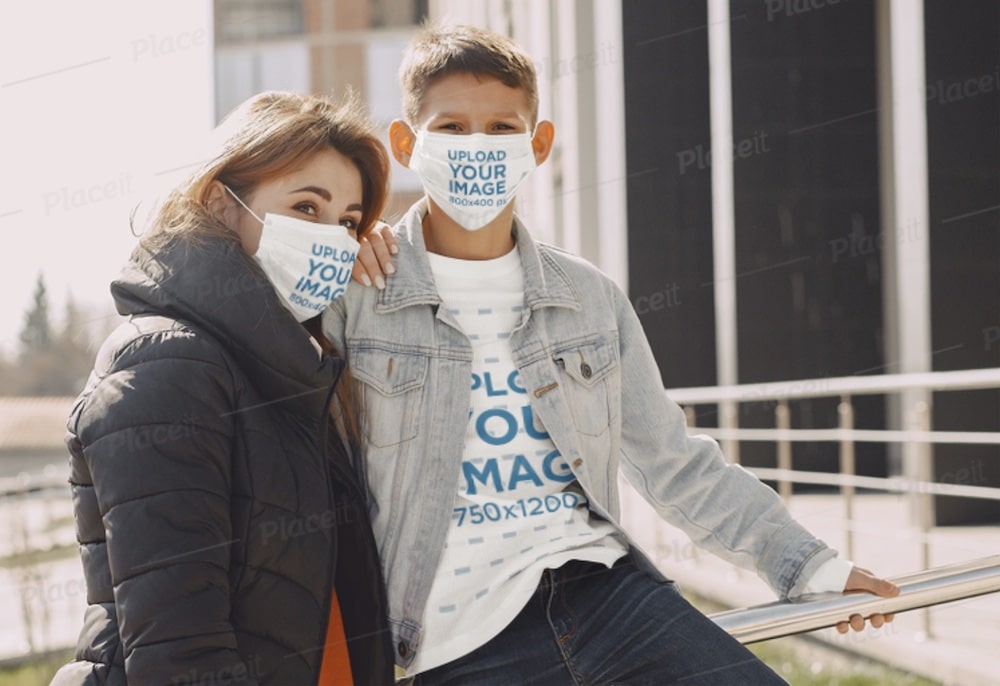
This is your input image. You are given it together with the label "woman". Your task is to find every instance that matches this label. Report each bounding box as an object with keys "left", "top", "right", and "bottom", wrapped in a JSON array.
[{"left": 52, "top": 91, "right": 395, "bottom": 685}]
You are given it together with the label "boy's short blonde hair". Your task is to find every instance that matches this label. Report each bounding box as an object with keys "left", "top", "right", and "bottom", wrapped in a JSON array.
[{"left": 399, "top": 24, "right": 539, "bottom": 125}]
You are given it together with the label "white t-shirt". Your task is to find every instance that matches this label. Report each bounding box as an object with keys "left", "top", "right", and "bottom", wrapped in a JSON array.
[
  {"left": 409, "top": 247, "right": 626, "bottom": 674},
  {"left": 406, "top": 244, "right": 853, "bottom": 672}
]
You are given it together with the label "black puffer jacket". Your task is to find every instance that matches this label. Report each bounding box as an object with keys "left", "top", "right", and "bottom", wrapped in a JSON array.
[{"left": 51, "top": 232, "right": 393, "bottom": 685}]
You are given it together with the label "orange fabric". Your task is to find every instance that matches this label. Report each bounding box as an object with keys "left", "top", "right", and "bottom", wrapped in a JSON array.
[{"left": 318, "top": 589, "right": 354, "bottom": 686}]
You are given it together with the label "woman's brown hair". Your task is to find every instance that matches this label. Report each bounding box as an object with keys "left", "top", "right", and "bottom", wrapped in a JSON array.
[{"left": 141, "top": 90, "right": 389, "bottom": 250}]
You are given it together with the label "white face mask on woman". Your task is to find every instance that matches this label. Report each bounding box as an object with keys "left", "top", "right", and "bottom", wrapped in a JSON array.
[
  {"left": 408, "top": 130, "right": 537, "bottom": 231},
  {"left": 225, "top": 185, "right": 359, "bottom": 322}
]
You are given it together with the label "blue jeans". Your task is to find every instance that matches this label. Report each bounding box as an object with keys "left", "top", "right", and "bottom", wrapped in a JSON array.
[{"left": 412, "top": 557, "right": 787, "bottom": 685}]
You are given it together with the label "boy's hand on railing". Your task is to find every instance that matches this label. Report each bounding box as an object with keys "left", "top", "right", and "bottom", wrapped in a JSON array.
[
  {"left": 836, "top": 566, "right": 900, "bottom": 633},
  {"left": 353, "top": 221, "right": 399, "bottom": 289}
]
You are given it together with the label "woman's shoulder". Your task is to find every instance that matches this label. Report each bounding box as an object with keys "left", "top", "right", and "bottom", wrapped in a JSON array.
[
  {"left": 94, "top": 313, "right": 232, "bottom": 377},
  {"left": 71, "top": 314, "right": 238, "bottom": 444}
]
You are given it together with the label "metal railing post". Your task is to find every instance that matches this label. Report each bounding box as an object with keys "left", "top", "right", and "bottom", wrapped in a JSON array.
[
  {"left": 684, "top": 405, "right": 697, "bottom": 429},
  {"left": 775, "top": 399, "right": 792, "bottom": 503},
  {"left": 723, "top": 402, "right": 740, "bottom": 465},
  {"left": 838, "top": 395, "right": 855, "bottom": 561},
  {"left": 911, "top": 399, "right": 935, "bottom": 638}
]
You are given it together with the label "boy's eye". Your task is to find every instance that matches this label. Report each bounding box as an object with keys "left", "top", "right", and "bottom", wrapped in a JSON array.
[
  {"left": 492, "top": 123, "right": 517, "bottom": 132},
  {"left": 437, "top": 122, "right": 463, "bottom": 132}
]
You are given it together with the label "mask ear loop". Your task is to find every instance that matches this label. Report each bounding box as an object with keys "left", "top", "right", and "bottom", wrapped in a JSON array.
[{"left": 223, "top": 184, "right": 264, "bottom": 225}]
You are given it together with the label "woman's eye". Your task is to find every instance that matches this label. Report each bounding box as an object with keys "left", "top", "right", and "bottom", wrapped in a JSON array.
[
  {"left": 294, "top": 202, "right": 318, "bottom": 216},
  {"left": 339, "top": 217, "right": 358, "bottom": 230}
]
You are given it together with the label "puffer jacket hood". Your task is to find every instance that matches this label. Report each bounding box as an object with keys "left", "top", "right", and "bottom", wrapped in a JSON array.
[{"left": 111, "top": 235, "right": 341, "bottom": 418}]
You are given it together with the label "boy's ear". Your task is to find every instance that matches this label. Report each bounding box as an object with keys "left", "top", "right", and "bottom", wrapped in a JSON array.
[
  {"left": 389, "top": 119, "right": 416, "bottom": 168},
  {"left": 531, "top": 120, "right": 555, "bottom": 166}
]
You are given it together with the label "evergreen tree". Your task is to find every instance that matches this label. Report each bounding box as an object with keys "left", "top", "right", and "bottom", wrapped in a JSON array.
[
  {"left": 19, "top": 274, "right": 52, "bottom": 358},
  {"left": 0, "top": 350, "right": 13, "bottom": 394},
  {"left": 57, "top": 294, "right": 95, "bottom": 393},
  {"left": 8, "top": 277, "right": 97, "bottom": 395}
]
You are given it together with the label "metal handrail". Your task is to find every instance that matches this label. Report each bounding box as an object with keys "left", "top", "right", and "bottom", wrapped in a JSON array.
[
  {"left": 661, "top": 367, "right": 1000, "bottom": 621},
  {"left": 0, "top": 468, "right": 66, "bottom": 498},
  {"left": 748, "top": 467, "right": 1000, "bottom": 502},
  {"left": 666, "top": 367, "right": 1000, "bottom": 404},
  {"left": 709, "top": 555, "right": 1000, "bottom": 644},
  {"left": 686, "top": 426, "right": 1000, "bottom": 445}
]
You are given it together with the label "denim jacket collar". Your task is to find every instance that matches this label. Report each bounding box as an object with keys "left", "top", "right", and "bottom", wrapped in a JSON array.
[{"left": 377, "top": 199, "right": 582, "bottom": 314}]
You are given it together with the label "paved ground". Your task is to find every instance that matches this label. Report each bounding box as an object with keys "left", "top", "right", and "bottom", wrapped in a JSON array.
[{"left": 620, "top": 484, "right": 1000, "bottom": 686}]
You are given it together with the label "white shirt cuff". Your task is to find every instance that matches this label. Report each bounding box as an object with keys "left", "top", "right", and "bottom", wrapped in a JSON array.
[{"left": 803, "top": 558, "right": 854, "bottom": 594}]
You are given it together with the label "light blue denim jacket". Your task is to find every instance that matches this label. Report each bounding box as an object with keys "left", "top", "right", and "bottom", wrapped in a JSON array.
[{"left": 322, "top": 200, "right": 835, "bottom": 669}]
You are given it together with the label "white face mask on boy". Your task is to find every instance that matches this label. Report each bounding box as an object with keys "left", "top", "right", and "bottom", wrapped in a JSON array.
[
  {"left": 224, "top": 185, "right": 359, "bottom": 322},
  {"left": 408, "top": 130, "right": 537, "bottom": 231}
]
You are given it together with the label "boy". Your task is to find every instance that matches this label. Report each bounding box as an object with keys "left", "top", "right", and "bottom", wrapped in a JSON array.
[{"left": 323, "top": 24, "right": 897, "bottom": 684}]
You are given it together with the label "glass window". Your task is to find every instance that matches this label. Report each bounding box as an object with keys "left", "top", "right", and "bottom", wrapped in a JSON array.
[{"left": 215, "top": 0, "right": 304, "bottom": 45}]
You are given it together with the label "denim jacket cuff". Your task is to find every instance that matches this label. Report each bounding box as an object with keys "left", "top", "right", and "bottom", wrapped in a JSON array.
[{"left": 759, "top": 522, "right": 837, "bottom": 598}]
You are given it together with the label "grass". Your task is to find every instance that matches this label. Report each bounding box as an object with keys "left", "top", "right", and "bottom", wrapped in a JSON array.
[
  {"left": 749, "top": 638, "right": 940, "bottom": 686},
  {"left": 0, "top": 543, "right": 75, "bottom": 569},
  {"left": 684, "top": 592, "right": 942, "bottom": 686},
  {"left": 0, "top": 651, "right": 73, "bottom": 686}
]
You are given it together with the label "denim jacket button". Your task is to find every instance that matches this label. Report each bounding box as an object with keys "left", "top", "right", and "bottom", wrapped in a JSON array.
[
  {"left": 398, "top": 641, "right": 409, "bottom": 657},
  {"left": 580, "top": 362, "right": 592, "bottom": 379}
]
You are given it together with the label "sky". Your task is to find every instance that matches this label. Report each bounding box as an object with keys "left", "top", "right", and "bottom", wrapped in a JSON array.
[{"left": 0, "top": 1, "right": 214, "bottom": 356}]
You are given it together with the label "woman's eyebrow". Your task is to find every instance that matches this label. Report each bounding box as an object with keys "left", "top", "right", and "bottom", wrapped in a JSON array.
[
  {"left": 346, "top": 203, "right": 363, "bottom": 212},
  {"left": 291, "top": 185, "right": 331, "bottom": 201}
]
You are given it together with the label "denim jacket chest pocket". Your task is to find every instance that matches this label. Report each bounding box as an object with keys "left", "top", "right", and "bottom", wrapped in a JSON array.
[
  {"left": 350, "top": 346, "right": 428, "bottom": 448},
  {"left": 552, "top": 334, "right": 620, "bottom": 437}
]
